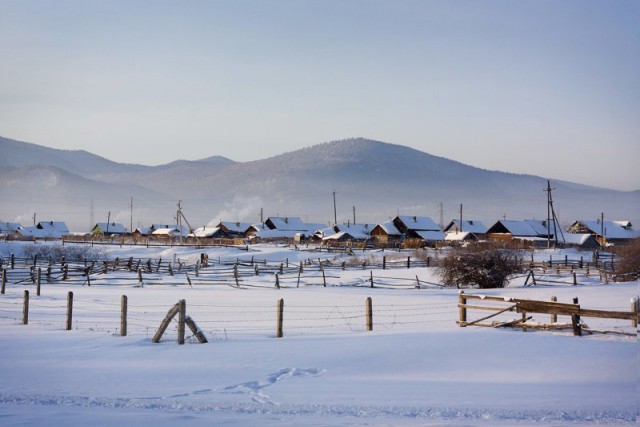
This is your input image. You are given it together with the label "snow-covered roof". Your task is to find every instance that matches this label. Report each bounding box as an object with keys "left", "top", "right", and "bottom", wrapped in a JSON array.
[
  {"left": 489, "top": 220, "right": 554, "bottom": 238},
  {"left": 189, "top": 226, "right": 222, "bottom": 238},
  {"left": 37, "top": 221, "right": 69, "bottom": 234},
  {"left": 413, "top": 230, "right": 445, "bottom": 241},
  {"left": 253, "top": 229, "right": 303, "bottom": 239},
  {"left": 560, "top": 233, "right": 597, "bottom": 246},
  {"left": 375, "top": 220, "right": 402, "bottom": 236},
  {"left": 0, "top": 222, "right": 21, "bottom": 233},
  {"left": 265, "top": 217, "right": 307, "bottom": 231},
  {"left": 573, "top": 220, "right": 640, "bottom": 240},
  {"left": 322, "top": 231, "right": 353, "bottom": 241},
  {"left": 395, "top": 216, "right": 440, "bottom": 231},
  {"left": 334, "top": 224, "right": 373, "bottom": 240},
  {"left": 152, "top": 227, "right": 182, "bottom": 236},
  {"left": 93, "top": 222, "right": 127, "bottom": 234},
  {"left": 444, "top": 220, "right": 488, "bottom": 234},
  {"left": 219, "top": 222, "right": 252, "bottom": 233},
  {"left": 444, "top": 231, "right": 474, "bottom": 241}
]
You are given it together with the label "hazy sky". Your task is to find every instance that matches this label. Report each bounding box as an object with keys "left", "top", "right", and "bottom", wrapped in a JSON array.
[{"left": 1, "top": 1, "right": 638, "bottom": 190}]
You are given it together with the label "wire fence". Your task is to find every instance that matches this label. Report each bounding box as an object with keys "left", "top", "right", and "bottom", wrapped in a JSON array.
[{"left": 0, "top": 290, "right": 460, "bottom": 341}]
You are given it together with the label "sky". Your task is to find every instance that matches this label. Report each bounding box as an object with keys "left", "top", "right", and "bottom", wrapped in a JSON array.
[{"left": 1, "top": 0, "right": 639, "bottom": 191}]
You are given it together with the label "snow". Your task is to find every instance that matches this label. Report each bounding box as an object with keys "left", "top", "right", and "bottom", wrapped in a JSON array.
[{"left": 0, "top": 241, "right": 637, "bottom": 426}]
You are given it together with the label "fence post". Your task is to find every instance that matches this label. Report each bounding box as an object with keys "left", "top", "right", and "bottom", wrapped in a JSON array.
[
  {"left": 550, "top": 296, "right": 557, "bottom": 323},
  {"left": 632, "top": 298, "right": 638, "bottom": 329},
  {"left": 321, "top": 265, "right": 326, "bottom": 287},
  {"left": 366, "top": 297, "right": 373, "bottom": 332},
  {"left": 571, "top": 297, "right": 581, "bottom": 336},
  {"left": 36, "top": 267, "right": 41, "bottom": 296},
  {"left": 177, "top": 299, "right": 186, "bottom": 344},
  {"left": 66, "top": 291, "right": 74, "bottom": 331},
  {"left": 1, "top": 268, "right": 5, "bottom": 294},
  {"left": 369, "top": 270, "right": 374, "bottom": 288},
  {"left": 63, "top": 264, "right": 69, "bottom": 281},
  {"left": 137, "top": 268, "right": 143, "bottom": 286},
  {"left": 11, "top": 253, "right": 14, "bottom": 269},
  {"left": 276, "top": 298, "right": 284, "bottom": 338},
  {"left": 383, "top": 256, "right": 386, "bottom": 270},
  {"left": 458, "top": 291, "right": 467, "bottom": 326},
  {"left": 275, "top": 273, "right": 280, "bottom": 289},
  {"left": 22, "top": 290, "right": 29, "bottom": 325},
  {"left": 121, "top": 295, "right": 128, "bottom": 336},
  {"left": 573, "top": 272, "right": 577, "bottom": 286},
  {"left": 407, "top": 256, "right": 411, "bottom": 269}
]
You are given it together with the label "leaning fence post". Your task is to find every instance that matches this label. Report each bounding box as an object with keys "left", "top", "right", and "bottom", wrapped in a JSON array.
[
  {"left": 121, "top": 295, "right": 128, "bottom": 336},
  {"left": 366, "top": 297, "right": 373, "bottom": 332},
  {"left": 66, "top": 291, "right": 74, "bottom": 331},
  {"left": 276, "top": 298, "right": 284, "bottom": 338},
  {"left": 321, "top": 265, "right": 326, "bottom": 287},
  {"left": 22, "top": 290, "right": 29, "bottom": 325},
  {"left": 177, "top": 299, "right": 186, "bottom": 345},
  {"left": 458, "top": 291, "right": 467, "bottom": 326}
]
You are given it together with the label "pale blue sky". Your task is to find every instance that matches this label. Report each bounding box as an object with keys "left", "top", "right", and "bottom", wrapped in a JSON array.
[{"left": 1, "top": 0, "right": 638, "bottom": 190}]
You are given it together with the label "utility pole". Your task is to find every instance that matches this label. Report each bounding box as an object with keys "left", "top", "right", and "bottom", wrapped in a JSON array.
[
  {"left": 177, "top": 201, "right": 182, "bottom": 244},
  {"left": 33, "top": 212, "right": 36, "bottom": 226},
  {"left": 260, "top": 207, "right": 264, "bottom": 225},
  {"left": 459, "top": 204, "right": 463, "bottom": 232},
  {"left": 332, "top": 191, "right": 337, "bottom": 225},
  {"left": 438, "top": 202, "right": 444, "bottom": 230},
  {"left": 90, "top": 198, "right": 94, "bottom": 232},
  {"left": 353, "top": 205, "right": 356, "bottom": 225},
  {"left": 106, "top": 211, "right": 111, "bottom": 234},
  {"left": 600, "top": 212, "right": 605, "bottom": 245},
  {"left": 129, "top": 196, "right": 133, "bottom": 233},
  {"left": 544, "top": 180, "right": 562, "bottom": 247}
]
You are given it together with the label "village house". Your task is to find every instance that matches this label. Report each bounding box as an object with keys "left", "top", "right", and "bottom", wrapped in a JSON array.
[
  {"left": 393, "top": 215, "right": 444, "bottom": 244},
  {"left": 443, "top": 220, "right": 488, "bottom": 240},
  {"left": 370, "top": 220, "right": 403, "bottom": 245},
  {"left": 91, "top": 222, "right": 127, "bottom": 236},
  {"left": 486, "top": 219, "right": 557, "bottom": 247},
  {"left": 567, "top": 220, "right": 639, "bottom": 246},
  {"left": 0, "top": 222, "right": 21, "bottom": 237},
  {"left": 17, "top": 221, "right": 70, "bottom": 239},
  {"left": 255, "top": 217, "right": 325, "bottom": 240}
]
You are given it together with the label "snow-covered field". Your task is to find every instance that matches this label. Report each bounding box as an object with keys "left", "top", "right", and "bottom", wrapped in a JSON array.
[{"left": 0, "top": 242, "right": 637, "bottom": 426}]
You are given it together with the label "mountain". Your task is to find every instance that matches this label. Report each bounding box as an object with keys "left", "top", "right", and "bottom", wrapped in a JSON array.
[{"left": 1, "top": 136, "right": 638, "bottom": 232}]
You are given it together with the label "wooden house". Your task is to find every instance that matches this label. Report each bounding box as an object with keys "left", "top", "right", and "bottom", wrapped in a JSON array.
[
  {"left": 393, "top": 215, "right": 444, "bottom": 243},
  {"left": 91, "top": 222, "right": 127, "bottom": 236},
  {"left": 567, "top": 220, "right": 639, "bottom": 246},
  {"left": 370, "top": 221, "right": 403, "bottom": 245},
  {"left": 443, "top": 220, "right": 488, "bottom": 239}
]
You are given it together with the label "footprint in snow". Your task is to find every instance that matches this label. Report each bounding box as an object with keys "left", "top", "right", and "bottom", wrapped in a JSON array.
[{"left": 223, "top": 367, "right": 325, "bottom": 405}]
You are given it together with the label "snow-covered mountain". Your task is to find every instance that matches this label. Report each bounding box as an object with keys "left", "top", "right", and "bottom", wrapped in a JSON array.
[{"left": 1, "top": 136, "right": 638, "bottom": 231}]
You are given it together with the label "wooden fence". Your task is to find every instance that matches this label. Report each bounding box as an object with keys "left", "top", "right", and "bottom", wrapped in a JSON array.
[
  {"left": 0, "top": 292, "right": 457, "bottom": 343},
  {"left": 457, "top": 291, "right": 639, "bottom": 336}
]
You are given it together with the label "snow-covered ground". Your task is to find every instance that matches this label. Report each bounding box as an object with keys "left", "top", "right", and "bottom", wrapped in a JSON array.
[{"left": 0, "top": 242, "right": 637, "bottom": 426}]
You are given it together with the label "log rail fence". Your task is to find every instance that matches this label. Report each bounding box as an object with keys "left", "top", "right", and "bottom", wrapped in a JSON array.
[{"left": 458, "top": 291, "right": 639, "bottom": 336}]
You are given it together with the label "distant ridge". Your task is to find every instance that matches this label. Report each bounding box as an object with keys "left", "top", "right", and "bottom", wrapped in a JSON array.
[{"left": 1, "top": 135, "right": 637, "bottom": 231}]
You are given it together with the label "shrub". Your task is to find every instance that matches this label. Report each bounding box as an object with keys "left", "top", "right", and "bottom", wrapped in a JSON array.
[
  {"left": 437, "top": 245, "right": 522, "bottom": 289},
  {"left": 21, "top": 244, "right": 106, "bottom": 262},
  {"left": 613, "top": 238, "right": 640, "bottom": 280}
]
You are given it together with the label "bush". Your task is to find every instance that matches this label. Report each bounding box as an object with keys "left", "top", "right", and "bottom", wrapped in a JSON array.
[
  {"left": 613, "top": 238, "right": 640, "bottom": 280},
  {"left": 21, "top": 244, "right": 106, "bottom": 262},
  {"left": 437, "top": 245, "right": 522, "bottom": 289}
]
